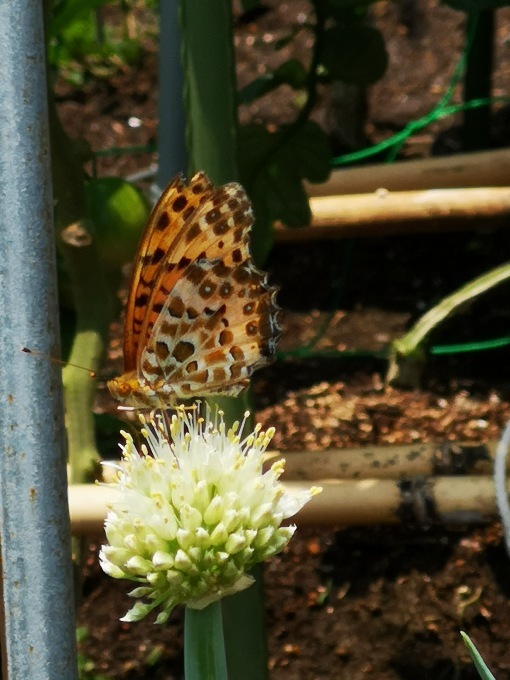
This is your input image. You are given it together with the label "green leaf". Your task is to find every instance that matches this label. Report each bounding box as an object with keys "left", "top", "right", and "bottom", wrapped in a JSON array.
[
  {"left": 238, "top": 59, "right": 307, "bottom": 104},
  {"left": 57, "top": 15, "right": 97, "bottom": 60},
  {"left": 291, "top": 121, "right": 332, "bottom": 183},
  {"left": 460, "top": 632, "right": 496, "bottom": 680},
  {"left": 249, "top": 175, "right": 275, "bottom": 265},
  {"left": 85, "top": 177, "right": 149, "bottom": 272},
  {"left": 48, "top": 0, "right": 110, "bottom": 36},
  {"left": 238, "top": 74, "right": 276, "bottom": 105},
  {"left": 248, "top": 162, "right": 309, "bottom": 261},
  {"left": 112, "top": 38, "right": 141, "bottom": 66},
  {"left": 274, "top": 30, "right": 299, "bottom": 50},
  {"left": 239, "top": 121, "right": 330, "bottom": 243},
  {"left": 271, "top": 169, "right": 311, "bottom": 227},
  {"left": 274, "top": 59, "right": 308, "bottom": 88},
  {"left": 251, "top": 161, "right": 311, "bottom": 227},
  {"left": 321, "top": 24, "right": 388, "bottom": 85},
  {"left": 239, "top": 121, "right": 330, "bottom": 185},
  {"left": 239, "top": 0, "right": 262, "bottom": 12},
  {"left": 238, "top": 123, "right": 281, "bottom": 188}
]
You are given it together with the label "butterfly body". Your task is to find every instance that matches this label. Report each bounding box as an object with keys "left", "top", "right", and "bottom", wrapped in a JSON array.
[{"left": 108, "top": 172, "right": 279, "bottom": 409}]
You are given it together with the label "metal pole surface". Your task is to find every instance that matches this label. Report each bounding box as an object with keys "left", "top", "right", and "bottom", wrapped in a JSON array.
[
  {"left": 156, "top": 0, "right": 187, "bottom": 187},
  {"left": 0, "top": 0, "right": 78, "bottom": 678}
]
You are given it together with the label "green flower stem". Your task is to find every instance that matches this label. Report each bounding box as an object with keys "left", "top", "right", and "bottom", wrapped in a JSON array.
[
  {"left": 179, "top": 1, "right": 268, "bottom": 676},
  {"left": 221, "top": 563, "right": 268, "bottom": 680},
  {"left": 185, "top": 603, "right": 228, "bottom": 680},
  {"left": 180, "top": 0, "right": 238, "bottom": 184}
]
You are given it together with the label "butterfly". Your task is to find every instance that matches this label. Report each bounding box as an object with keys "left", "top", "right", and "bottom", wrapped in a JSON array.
[{"left": 107, "top": 171, "right": 280, "bottom": 409}]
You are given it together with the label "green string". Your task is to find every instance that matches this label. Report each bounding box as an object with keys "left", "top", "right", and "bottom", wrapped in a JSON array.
[
  {"left": 332, "top": 96, "right": 509, "bottom": 167},
  {"left": 279, "top": 335, "right": 510, "bottom": 363},
  {"left": 278, "top": 347, "right": 389, "bottom": 360},
  {"left": 331, "top": 12, "right": 508, "bottom": 168},
  {"left": 430, "top": 335, "right": 510, "bottom": 355}
]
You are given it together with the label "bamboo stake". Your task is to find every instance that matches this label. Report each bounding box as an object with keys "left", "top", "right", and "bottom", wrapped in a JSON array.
[
  {"left": 263, "top": 440, "right": 496, "bottom": 481},
  {"left": 98, "top": 439, "right": 496, "bottom": 487},
  {"left": 69, "top": 475, "right": 507, "bottom": 530},
  {"left": 275, "top": 187, "right": 510, "bottom": 240},
  {"left": 285, "top": 476, "right": 504, "bottom": 526},
  {"left": 305, "top": 148, "right": 510, "bottom": 196}
]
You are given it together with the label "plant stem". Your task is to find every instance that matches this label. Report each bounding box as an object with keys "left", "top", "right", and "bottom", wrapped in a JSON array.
[
  {"left": 48, "top": 99, "right": 112, "bottom": 482},
  {"left": 463, "top": 11, "right": 494, "bottom": 151},
  {"left": 246, "top": 0, "right": 327, "bottom": 186},
  {"left": 180, "top": 0, "right": 238, "bottom": 183},
  {"left": 184, "top": 603, "right": 228, "bottom": 680},
  {"left": 179, "top": 1, "right": 269, "bottom": 677}
]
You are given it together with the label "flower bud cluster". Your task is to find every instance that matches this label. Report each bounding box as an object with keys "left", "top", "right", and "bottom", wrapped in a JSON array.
[{"left": 100, "top": 406, "right": 321, "bottom": 623}]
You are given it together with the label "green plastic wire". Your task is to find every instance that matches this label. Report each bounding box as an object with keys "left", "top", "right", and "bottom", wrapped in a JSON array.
[
  {"left": 430, "top": 335, "right": 510, "bottom": 355},
  {"left": 277, "top": 347, "right": 388, "bottom": 360},
  {"left": 332, "top": 95, "right": 509, "bottom": 167},
  {"left": 278, "top": 335, "right": 510, "bottom": 363},
  {"left": 332, "top": 14, "right": 473, "bottom": 166},
  {"left": 331, "top": 13, "right": 508, "bottom": 167}
]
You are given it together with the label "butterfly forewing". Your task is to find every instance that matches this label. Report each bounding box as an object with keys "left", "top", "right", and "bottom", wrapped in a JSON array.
[
  {"left": 124, "top": 174, "right": 183, "bottom": 370},
  {"left": 125, "top": 173, "right": 255, "bottom": 370}
]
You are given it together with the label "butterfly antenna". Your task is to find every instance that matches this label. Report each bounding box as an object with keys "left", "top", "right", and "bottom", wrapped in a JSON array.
[{"left": 20, "top": 346, "right": 97, "bottom": 378}]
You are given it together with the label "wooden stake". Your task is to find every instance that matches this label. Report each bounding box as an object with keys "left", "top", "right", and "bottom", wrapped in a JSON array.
[
  {"left": 275, "top": 187, "right": 510, "bottom": 240},
  {"left": 69, "top": 473, "right": 505, "bottom": 531},
  {"left": 263, "top": 440, "right": 496, "bottom": 481},
  {"left": 305, "top": 148, "right": 510, "bottom": 196},
  {"left": 284, "top": 475, "right": 504, "bottom": 526}
]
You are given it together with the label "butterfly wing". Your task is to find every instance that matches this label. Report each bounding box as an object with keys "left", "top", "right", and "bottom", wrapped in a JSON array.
[
  {"left": 124, "top": 171, "right": 194, "bottom": 372},
  {"left": 114, "top": 171, "right": 279, "bottom": 407},
  {"left": 124, "top": 172, "right": 256, "bottom": 372},
  {"left": 139, "top": 257, "right": 279, "bottom": 401}
]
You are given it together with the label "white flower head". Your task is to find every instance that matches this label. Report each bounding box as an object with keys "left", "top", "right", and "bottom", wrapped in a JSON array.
[{"left": 99, "top": 404, "right": 321, "bottom": 623}]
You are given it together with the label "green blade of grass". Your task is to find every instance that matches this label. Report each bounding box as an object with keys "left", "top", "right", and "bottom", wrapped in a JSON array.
[{"left": 460, "top": 631, "right": 496, "bottom": 680}]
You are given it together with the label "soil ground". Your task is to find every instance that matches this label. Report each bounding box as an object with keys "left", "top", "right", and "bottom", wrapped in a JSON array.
[{"left": 55, "top": 1, "right": 510, "bottom": 678}]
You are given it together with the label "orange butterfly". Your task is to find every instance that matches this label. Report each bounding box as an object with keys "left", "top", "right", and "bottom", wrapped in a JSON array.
[{"left": 107, "top": 172, "right": 280, "bottom": 409}]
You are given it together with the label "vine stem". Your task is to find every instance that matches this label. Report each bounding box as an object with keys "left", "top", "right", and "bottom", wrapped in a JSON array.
[{"left": 246, "top": 0, "right": 327, "bottom": 185}]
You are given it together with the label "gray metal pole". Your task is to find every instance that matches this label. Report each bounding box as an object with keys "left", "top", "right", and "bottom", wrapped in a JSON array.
[
  {"left": 156, "top": 0, "right": 188, "bottom": 187},
  {"left": 0, "top": 0, "right": 79, "bottom": 678}
]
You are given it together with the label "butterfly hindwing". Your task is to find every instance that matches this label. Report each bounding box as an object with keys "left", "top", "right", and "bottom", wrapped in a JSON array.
[{"left": 139, "top": 257, "right": 279, "bottom": 401}]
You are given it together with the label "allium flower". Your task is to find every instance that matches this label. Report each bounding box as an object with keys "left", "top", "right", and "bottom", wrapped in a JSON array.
[{"left": 100, "top": 405, "right": 321, "bottom": 624}]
